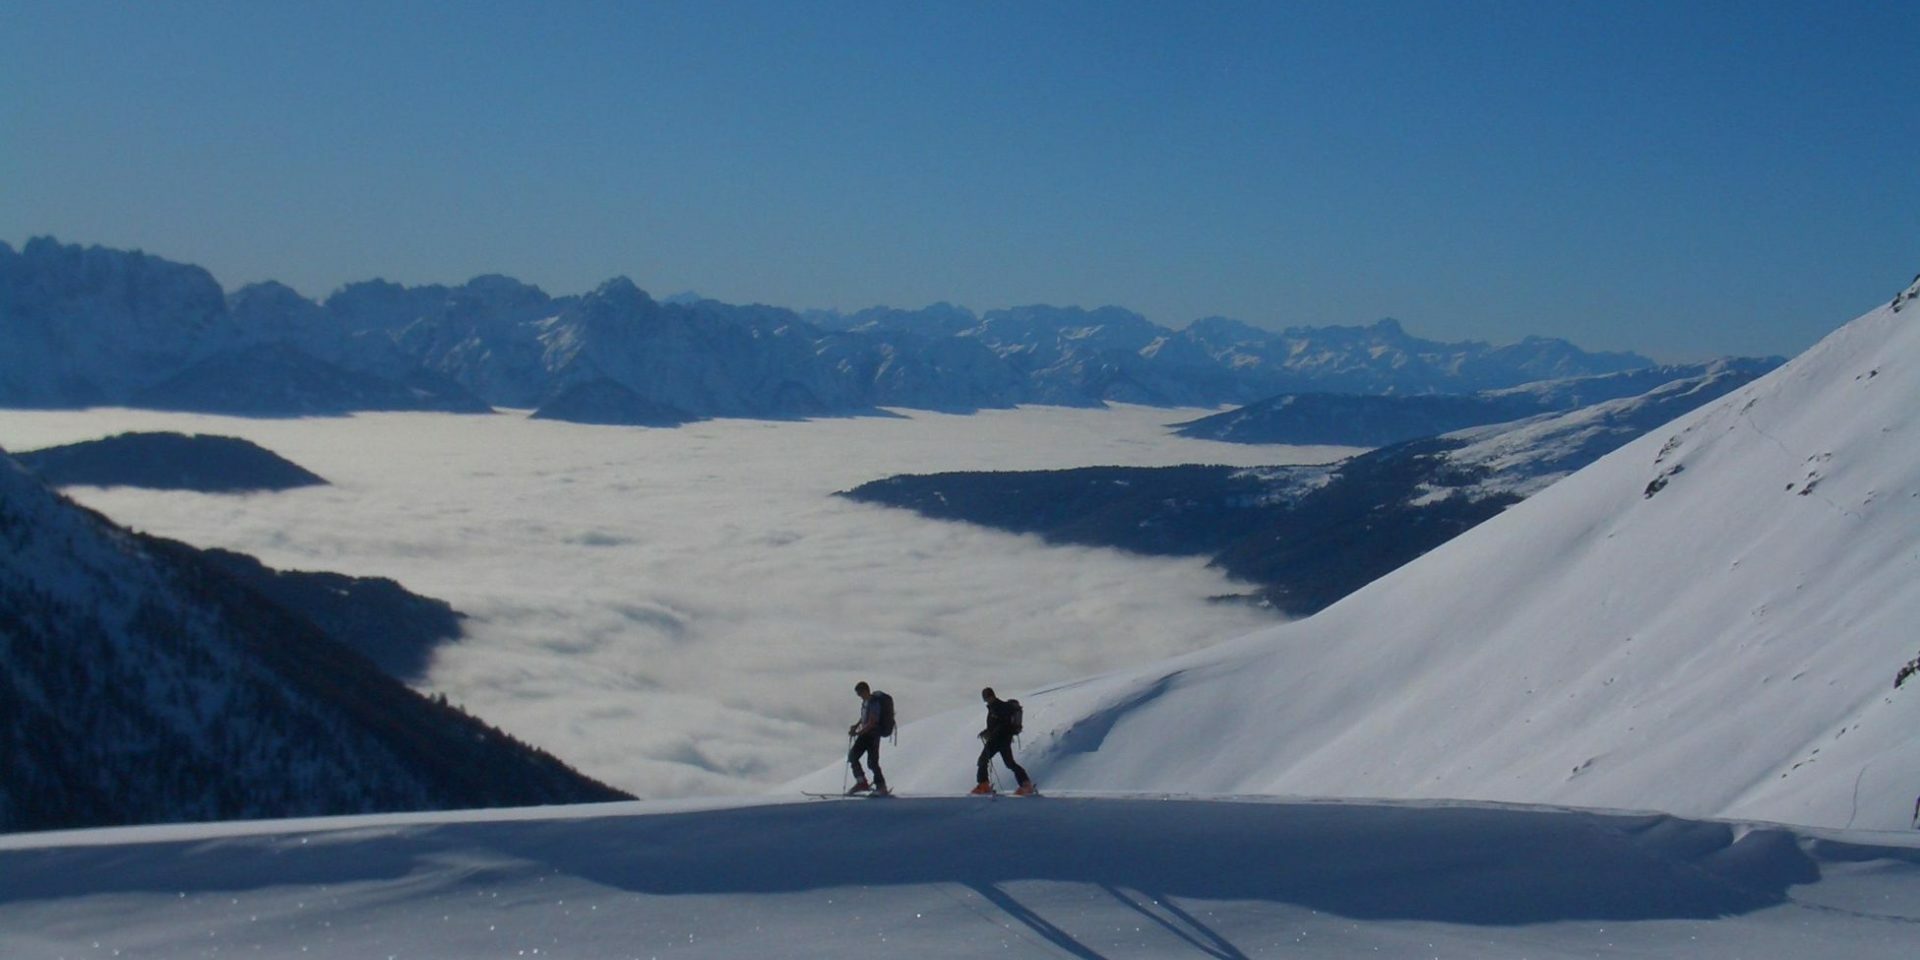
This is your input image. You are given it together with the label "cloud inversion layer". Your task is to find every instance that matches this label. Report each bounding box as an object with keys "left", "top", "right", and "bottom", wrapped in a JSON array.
[{"left": 1, "top": 407, "right": 1349, "bottom": 796}]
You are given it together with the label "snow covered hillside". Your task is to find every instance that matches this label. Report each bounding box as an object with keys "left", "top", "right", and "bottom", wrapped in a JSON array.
[
  {"left": 1423, "top": 359, "right": 1776, "bottom": 500},
  {"left": 3, "top": 795, "right": 1916, "bottom": 958},
  {"left": 809, "top": 279, "right": 1920, "bottom": 831}
]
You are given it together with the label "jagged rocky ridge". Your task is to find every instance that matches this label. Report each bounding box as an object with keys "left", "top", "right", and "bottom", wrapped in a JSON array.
[
  {"left": 843, "top": 363, "right": 1770, "bottom": 615},
  {"left": 3, "top": 237, "right": 1671, "bottom": 422},
  {"left": 0, "top": 447, "right": 629, "bottom": 832}
]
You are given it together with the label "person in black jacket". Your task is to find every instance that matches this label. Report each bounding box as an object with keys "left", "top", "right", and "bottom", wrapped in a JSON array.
[
  {"left": 846, "top": 681, "right": 891, "bottom": 795},
  {"left": 972, "top": 687, "right": 1035, "bottom": 795}
]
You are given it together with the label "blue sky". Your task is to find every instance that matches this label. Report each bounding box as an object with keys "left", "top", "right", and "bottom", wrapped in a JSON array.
[{"left": 3, "top": 1, "right": 1915, "bottom": 360}]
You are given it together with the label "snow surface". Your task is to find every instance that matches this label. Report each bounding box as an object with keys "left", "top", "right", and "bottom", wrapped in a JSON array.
[
  {"left": 797, "top": 288, "right": 1920, "bottom": 832},
  {"left": 3, "top": 794, "right": 1916, "bottom": 958}
]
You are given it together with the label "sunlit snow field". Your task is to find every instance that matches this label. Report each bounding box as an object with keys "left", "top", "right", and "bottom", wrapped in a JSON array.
[{"left": 0, "top": 405, "right": 1352, "bottom": 798}]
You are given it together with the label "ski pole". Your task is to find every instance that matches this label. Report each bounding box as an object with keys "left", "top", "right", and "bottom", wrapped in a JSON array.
[{"left": 843, "top": 733, "right": 855, "bottom": 794}]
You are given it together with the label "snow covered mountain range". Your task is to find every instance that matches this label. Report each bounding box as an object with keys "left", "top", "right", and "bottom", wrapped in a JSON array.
[
  {"left": 810, "top": 276, "right": 1920, "bottom": 832},
  {"left": 0, "top": 448, "right": 628, "bottom": 832},
  {"left": 3, "top": 237, "right": 1664, "bottom": 420}
]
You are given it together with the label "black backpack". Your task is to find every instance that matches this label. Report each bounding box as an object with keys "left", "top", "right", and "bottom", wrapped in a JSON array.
[
  {"left": 872, "top": 690, "right": 896, "bottom": 737},
  {"left": 1002, "top": 698, "right": 1023, "bottom": 736}
]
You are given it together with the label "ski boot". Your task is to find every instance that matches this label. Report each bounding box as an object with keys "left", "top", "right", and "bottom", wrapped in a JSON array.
[
  {"left": 969, "top": 782, "right": 996, "bottom": 796},
  {"left": 847, "top": 779, "right": 873, "bottom": 795},
  {"left": 1014, "top": 782, "right": 1039, "bottom": 797}
]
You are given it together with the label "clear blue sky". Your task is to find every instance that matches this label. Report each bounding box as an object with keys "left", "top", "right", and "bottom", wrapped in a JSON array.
[{"left": 3, "top": 1, "right": 1915, "bottom": 360}]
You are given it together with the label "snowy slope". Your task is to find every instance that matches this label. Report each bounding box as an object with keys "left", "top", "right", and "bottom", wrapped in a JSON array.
[
  {"left": 3, "top": 795, "right": 1917, "bottom": 958},
  {"left": 808, "top": 279, "right": 1920, "bottom": 830}
]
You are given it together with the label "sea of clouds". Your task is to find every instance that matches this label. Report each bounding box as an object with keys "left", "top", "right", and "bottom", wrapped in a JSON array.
[{"left": 0, "top": 406, "right": 1352, "bottom": 798}]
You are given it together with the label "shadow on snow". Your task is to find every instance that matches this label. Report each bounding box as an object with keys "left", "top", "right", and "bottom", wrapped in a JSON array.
[{"left": 7, "top": 797, "right": 1916, "bottom": 933}]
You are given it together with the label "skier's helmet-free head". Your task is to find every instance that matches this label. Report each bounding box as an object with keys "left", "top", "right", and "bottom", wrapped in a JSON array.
[
  {"left": 855, "top": 681, "right": 871, "bottom": 698},
  {"left": 981, "top": 687, "right": 996, "bottom": 702}
]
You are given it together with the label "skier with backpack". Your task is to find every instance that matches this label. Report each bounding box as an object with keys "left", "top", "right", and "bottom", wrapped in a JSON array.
[
  {"left": 973, "top": 687, "right": 1037, "bottom": 796},
  {"left": 846, "top": 681, "right": 893, "bottom": 796}
]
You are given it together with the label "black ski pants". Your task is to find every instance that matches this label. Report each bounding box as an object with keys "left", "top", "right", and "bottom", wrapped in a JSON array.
[
  {"left": 977, "top": 734, "right": 1028, "bottom": 786},
  {"left": 848, "top": 731, "right": 885, "bottom": 787}
]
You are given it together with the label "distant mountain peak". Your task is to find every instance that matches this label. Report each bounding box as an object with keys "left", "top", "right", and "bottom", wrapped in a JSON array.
[
  {"left": 563, "top": 277, "right": 659, "bottom": 329},
  {"left": 460, "top": 273, "right": 549, "bottom": 298},
  {"left": 589, "top": 275, "right": 652, "bottom": 305}
]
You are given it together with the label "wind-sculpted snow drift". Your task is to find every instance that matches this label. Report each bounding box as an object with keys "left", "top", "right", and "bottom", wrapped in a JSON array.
[{"left": 803, "top": 277, "right": 1920, "bottom": 832}]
